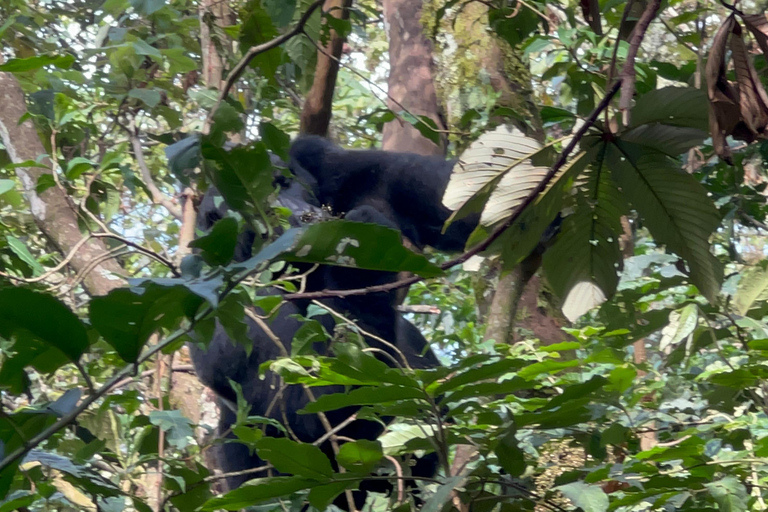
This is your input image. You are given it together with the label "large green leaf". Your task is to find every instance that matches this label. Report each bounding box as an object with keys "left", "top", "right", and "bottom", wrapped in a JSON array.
[
  {"left": 543, "top": 146, "right": 626, "bottom": 303},
  {"left": 0, "top": 288, "right": 89, "bottom": 361},
  {"left": 621, "top": 124, "right": 708, "bottom": 157},
  {"left": 201, "top": 476, "right": 318, "bottom": 510},
  {"left": 607, "top": 143, "right": 723, "bottom": 302},
  {"left": 255, "top": 438, "right": 333, "bottom": 480},
  {"left": 89, "top": 283, "right": 206, "bottom": 362},
  {"left": 234, "top": 221, "right": 443, "bottom": 278},
  {"left": 202, "top": 141, "right": 274, "bottom": 214},
  {"left": 555, "top": 482, "right": 609, "bottom": 512},
  {"left": 301, "top": 386, "right": 426, "bottom": 413},
  {"left": 630, "top": 87, "right": 709, "bottom": 130}
]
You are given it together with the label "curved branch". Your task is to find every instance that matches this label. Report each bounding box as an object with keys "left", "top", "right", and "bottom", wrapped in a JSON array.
[
  {"left": 129, "top": 132, "right": 183, "bottom": 220},
  {"left": 203, "top": 0, "right": 325, "bottom": 135},
  {"left": 281, "top": 79, "right": 624, "bottom": 302}
]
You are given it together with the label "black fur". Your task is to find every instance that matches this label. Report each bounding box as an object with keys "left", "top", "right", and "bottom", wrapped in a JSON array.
[{"left": 190, "top": 138, "right": 476, "bottom": 507}]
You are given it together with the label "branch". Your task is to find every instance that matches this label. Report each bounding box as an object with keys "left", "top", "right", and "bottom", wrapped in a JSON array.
[
  {"left": 0, "top": 307, "right": 212, "bottom": 473},
  {"left": 203, "top": 0, "right": 324, "bottom": 135},
  {"left": 281, "top": 79, "right": 624, "bottom": 302},
  {"left": 618, "top": 0, "right": 662, "bottom": 121},
  {"left": 129, "top": 132, "right": 183, "bottom": 220}
]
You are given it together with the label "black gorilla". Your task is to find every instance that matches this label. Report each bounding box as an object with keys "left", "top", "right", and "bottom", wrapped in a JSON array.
[{"left": 190, "top": 137, "right": 477, "bottom": 506}]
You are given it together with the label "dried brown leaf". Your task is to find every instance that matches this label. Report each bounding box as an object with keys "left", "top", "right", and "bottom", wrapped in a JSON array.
[
  {"left": 730, "top": 23, "right": 768, "bottom": 137},
  {"left": 742, "top": 14, "right": 768, "bottom": 62},
  {"left": 706, "top": 15, "right": 739, "bottom": 161},
  {"left": 706, "top": 14, "right": 737, "bottom": 101}
]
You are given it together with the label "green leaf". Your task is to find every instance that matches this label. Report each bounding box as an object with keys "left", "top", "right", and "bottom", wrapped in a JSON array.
[
  {"left": 66, "top": 157, "right": 96, "bottom": 180},
  {"left": 336, "top": 440, "right": 383, "bottom": 473},
  {"left": 0, "top": 54, "right": 75, "bottom": 72},
  {"left": 630, "top": 87, "right": 708, "bottom": 130},
  {"left": 301, "top": 386, "right": 426, "bottom": 413},
  {"left": 704, "top": 476, "right": 749, "bottom": 512},
  {"left": 495, "top": 429, "right": 526, "bottom": 477},
  {"left": 734, "top": 261, "right": 768, "bottom": 314},
  {"left": 263, "top": 0, "right": 297, "bottom": 27},
  {"left": 307, "top": 480, "right": 356, "bottom": 510},
  {"left": 160, "top": 48, "right": 197, "bottom": 74},
  {"left": 543, "top": 150, "right": 625, "bottom": 303},
  {"left": 0, "top": 288, "right": 89, "bottom": 361},
  {"left": 202, "top": 141, "right": 272, "bottom": 213},
  {"left": 255, "top": 438, "right": 333, "bottom": 480},
  {"left": 607, "top": 144, "right": 723, "bottom": 302},
  {"left": 89, "top": 283, "right": 205, "bottom": 362},
  {"left": 540, "top": 106, "right": 575, "bottom": 123},
  {"left": 555, "top": 482, "right": 608, "bottom": 512},
  {"left": 165, "top": 135, "right": 200, "bottom": 179},
  {"left": 621, "top": 124, "right": 708, "bottom": 157},
  {"left": 201, "top": 476, "right": 317, "bottom": 510},
  {"left": 421, "top": 475, "right": 467, "bottom": 512},
  {"left": 659, "top": 304, "right": 698, "bottom": 352},
  {"left": 128, "top": 88, "right": 162, "bottom": 109},
  {"left": 5, "top": 236, "right": 45, "bottom": 276},
  {"left": 131, "top": 39, "right": 163, "bottom": 58},
  {"left": 149, "top": 410, "right": 194, "bottom": 449},
  {"left": 260, "top": 122, "right": 291, "bottom": 161},
  {"left": 232, "top": 221, "right": 442, "bottom": 278},
  {"left": 435, "top": 359, "right": 526, "bottom": 394},
  {"left": 129, "top": 0, "right": 165, "bottom": 16},
  {"left": 189, "top": 217, "right": 238, "bottom": 266},
  {"left": 239, "top": 4, "right": 281, "bottom": 81},
  {"left": 0, "top": 180, "right": 14, "bottom": 196}
]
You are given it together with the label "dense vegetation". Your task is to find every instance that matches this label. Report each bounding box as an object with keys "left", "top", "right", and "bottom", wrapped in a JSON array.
[{"left": 1, "top": 0, "right": 768, "bottom": 511}]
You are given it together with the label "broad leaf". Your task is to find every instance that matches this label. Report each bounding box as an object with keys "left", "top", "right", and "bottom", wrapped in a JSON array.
[
  {"left": 631, "top": 87, "right": 709, "bottom": 130},
  {"left": 543, "top": 148, "right": 625, "bottom": 302},
  {"left": 0, "top": 288, "right": 89, "bottom": 361},
  {"left": 255, "top": 437, "right": 333, "bottom": 480},
  {"left": 444, "top": 126, "right": 549, "bottom": 227},
  {"left": 301, "top": 386, "right": 426, "bottom": 413},
  {"left": 89, "top": 282, "right": 206, "bottom": 362},
  {"left": 734, "top": 260, "right": 768, "bottom": 314},
  {"left": 607, "top": 143, "right": 723, "bottom": 302},
  {"left": 201, "top": 476, "right": 317, "bottom": 510},
  {"left": 555, "top": 482, "right": 609, "bottom": 512}
]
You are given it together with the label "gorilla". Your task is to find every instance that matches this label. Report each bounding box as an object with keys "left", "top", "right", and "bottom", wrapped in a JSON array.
[{"left": 189, "top": 136, "right": 478, "bottom": 507}]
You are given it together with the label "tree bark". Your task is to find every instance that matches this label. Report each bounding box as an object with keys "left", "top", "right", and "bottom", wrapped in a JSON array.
[
  {"left": 0, "top": 70, "right": 124, "bottom": 296},
  {"left": 300, "top": 0, "right": 352, "bottom": 136},
  {"left": 381, "top": 0, "right": 445, "bottom": 155}
]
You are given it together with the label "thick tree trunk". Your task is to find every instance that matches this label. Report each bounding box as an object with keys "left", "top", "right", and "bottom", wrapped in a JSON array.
[
  {"left": 0, "top": 70, "right": 124, "bottom": 296},
  {"left": 300, "top": 0, "right": 352, "bottom": 136},
  {"left": 381, "top": 0, "right": 445, "bottom": 155}
]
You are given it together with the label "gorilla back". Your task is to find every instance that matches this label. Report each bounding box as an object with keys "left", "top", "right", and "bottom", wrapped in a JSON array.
[{"left": 189, "top": 138, "right": 474, "bottom": 506}]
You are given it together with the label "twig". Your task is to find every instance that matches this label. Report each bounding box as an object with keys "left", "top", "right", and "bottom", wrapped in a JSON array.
[
  {"left": 129, "top": 130, "right": 183, "bottom": 220},
  {"left": 203, "top": 0, "right": 324, "bottom": 135},
  {"left": 618, "top": 0, "right": 662, "bottom": 122},
  {"left": 0, "top": 306, "right": 212, "bottom": 473}
]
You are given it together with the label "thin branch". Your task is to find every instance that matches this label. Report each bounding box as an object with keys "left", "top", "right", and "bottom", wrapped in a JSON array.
[
  {"left": 129, "top": 131, "right": 183, "bottom": 220},
  {"left": 0, "top": 306, "right": 212, "bottom": 473},
  {"left": 618, "top": 0, "right": 662, "bottom": 121},
  {"left": 203, "top": 0, "right": 324, "bottom": 135},
  {"left": 281, "top": 79, "right": 624, "bottom": 303}
]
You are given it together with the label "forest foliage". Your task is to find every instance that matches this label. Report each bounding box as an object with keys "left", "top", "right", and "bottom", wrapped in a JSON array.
[{"left": 1, "top": 0, "right": 768, "bottom": 511}]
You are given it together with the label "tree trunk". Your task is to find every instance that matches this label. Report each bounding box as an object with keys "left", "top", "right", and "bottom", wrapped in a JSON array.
[
  {"left": 381, "top": 0, "right": 445, "bottom": 155},
  {"left": 300, "top": 0, "right": 352, "bottom": 136},
  {"left": 0, "top": 69, "right": 124, "bottom": 296}
]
